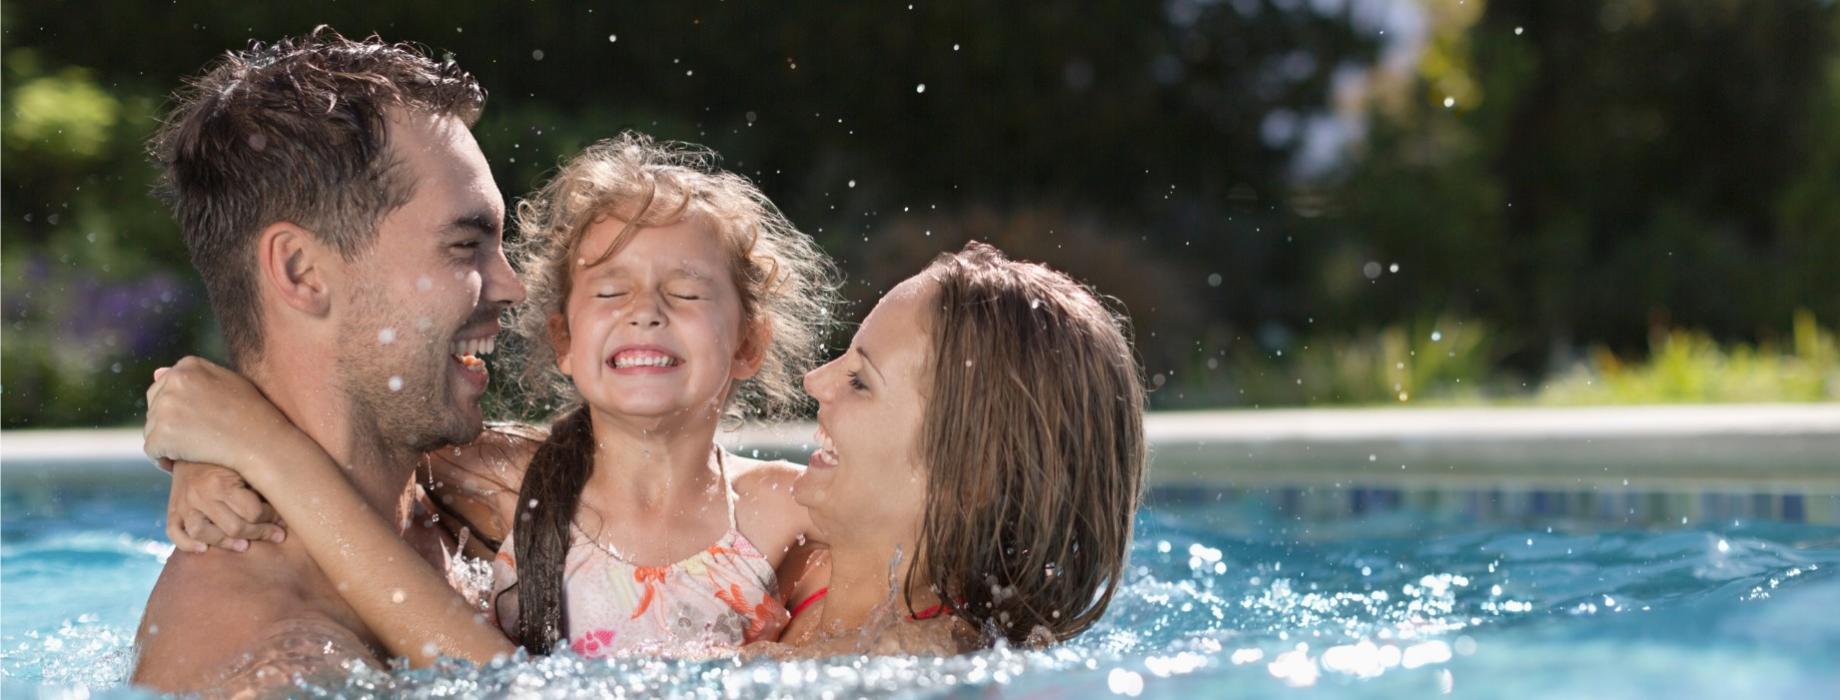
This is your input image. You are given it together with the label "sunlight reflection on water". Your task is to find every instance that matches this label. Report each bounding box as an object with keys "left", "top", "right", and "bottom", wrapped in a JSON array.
[{"left": 4, "top": 482, "right": 1840, "bottom": 698}]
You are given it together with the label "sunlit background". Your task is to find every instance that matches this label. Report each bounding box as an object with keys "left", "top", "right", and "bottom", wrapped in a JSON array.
[
  {"left": 5, "top": 0, "right": 1835, "bottom": 428},
  {"left": 5, "top": 3, "right": 1840, "bottom": 698}
]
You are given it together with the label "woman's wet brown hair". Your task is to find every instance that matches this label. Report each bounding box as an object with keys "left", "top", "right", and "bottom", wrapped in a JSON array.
[{"left": 908, "top": 241, "right": 1147, "bottom": 647}]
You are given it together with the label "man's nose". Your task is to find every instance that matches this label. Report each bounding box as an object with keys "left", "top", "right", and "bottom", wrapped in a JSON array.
[{"left": 484, "top": 247, "right": 527, "bottom": 309}]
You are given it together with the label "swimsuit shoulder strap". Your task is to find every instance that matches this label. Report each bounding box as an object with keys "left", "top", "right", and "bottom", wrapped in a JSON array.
[{"left": 716, "top": 448, "right": 740, "bottom": 531}]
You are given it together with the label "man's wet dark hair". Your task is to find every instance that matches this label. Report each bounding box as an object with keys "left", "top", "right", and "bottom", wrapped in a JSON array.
[{"left": 150, "top": 26, "right": 485, "bottom": 366}]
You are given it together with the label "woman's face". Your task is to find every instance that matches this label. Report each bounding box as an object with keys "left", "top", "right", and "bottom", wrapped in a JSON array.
[{"left": 795, "top": 274, "right": 934, "bottom": 546}]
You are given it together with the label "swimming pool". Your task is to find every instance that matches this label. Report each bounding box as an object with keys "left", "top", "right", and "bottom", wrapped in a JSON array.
[{"left": 5, "top": 411, "right": 1840, "bottom": 698}]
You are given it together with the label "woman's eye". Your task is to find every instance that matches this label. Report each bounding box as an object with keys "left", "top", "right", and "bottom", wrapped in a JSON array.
[
  {"left": 847, "top": 371, "right": 868, "bottom": 392},
  {"left": 595, "top": 289, "right": 626, "bottom": 299},
  {"left": 668, "top": 293, "right": 703, "bottom": 301}
]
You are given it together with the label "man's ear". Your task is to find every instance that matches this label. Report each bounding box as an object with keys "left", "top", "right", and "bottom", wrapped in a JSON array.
[
  {"left": 549, "top": 312, "right": 573, "bottom": 376},
  {"left": 732, "top": 319, "right": 773, "bottom": 381},
  {"left": 257, "top": 222, "right": 332, "bottom": 317}
]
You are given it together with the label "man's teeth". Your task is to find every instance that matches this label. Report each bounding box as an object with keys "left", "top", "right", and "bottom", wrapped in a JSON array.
[
  {"left": 449, "top": 337, "right": 496, "bottom": 358},
  {"left": 612, "top": 353, "right": 679, "bottom": 369}
]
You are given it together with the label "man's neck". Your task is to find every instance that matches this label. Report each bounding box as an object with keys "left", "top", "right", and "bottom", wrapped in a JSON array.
[{"left": 242, "top": 359, "right": 420, "bottom": 524}]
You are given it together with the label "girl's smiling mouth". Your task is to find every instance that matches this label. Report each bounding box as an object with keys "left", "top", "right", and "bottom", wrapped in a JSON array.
[{"left": 606, "top": 345, "right": 684, "bottom": 373}]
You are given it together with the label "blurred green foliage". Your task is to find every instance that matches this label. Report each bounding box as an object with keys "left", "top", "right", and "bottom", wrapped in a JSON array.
[
  {"left": 2, "top": 1, "right": 1836, "bottom": 427},
  {"left": 1219, "top": 316, "right": 1497, "bottom": 407},
  {"left": 1540, "top": 312, "right": 1839, "bottom": 405}
]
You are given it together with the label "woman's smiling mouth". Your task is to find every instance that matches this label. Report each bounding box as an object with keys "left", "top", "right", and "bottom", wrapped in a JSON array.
[{"left": 809, "top": 425, "right": 841, "bottom": 468}]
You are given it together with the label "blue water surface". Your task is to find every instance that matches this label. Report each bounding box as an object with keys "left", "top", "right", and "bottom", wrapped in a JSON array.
[{"left": 4, "top": 472, "right": 1839, "bottom": 699}]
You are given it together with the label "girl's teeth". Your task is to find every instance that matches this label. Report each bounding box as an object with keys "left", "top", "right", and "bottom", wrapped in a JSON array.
[{"left": 615, "top": 354, "right": 676, "bottom": 368}]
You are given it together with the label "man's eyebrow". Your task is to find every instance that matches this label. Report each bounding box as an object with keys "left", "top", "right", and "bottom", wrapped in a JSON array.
[
  {"left": 442, "top": 210, "right": 502, "bottom": 237},
  {"left": 855, "top": 346, "right": 885, "bottom": 382}
]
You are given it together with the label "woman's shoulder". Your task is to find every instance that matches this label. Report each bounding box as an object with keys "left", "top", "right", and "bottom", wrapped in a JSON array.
[
  {"left": 724, "top": 453, "right": 810, "bottom": 544},
  {"left": 869, "top": 617, "right": 975, "bottom": 657},
  {"left": 725, "top": 453, "right": 804, "bottom": 499},
  {"left": 768, "top": 615, "right": 972, "bottom": 659}
]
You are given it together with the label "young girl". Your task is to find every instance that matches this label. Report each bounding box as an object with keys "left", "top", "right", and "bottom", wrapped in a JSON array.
[{"left": 145, "top": 132, "right": 841, "bottom": 662}]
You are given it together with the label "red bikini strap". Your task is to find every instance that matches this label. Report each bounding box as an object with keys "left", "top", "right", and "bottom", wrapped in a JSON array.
[
  {"left": 790, "top": 586, "right": 829, "bottom": 618},
  {"left": 907, "top": 602, "right": 952, "bottom": 621}
]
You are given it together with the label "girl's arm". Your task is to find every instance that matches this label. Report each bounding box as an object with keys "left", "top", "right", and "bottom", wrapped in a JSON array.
[
  {"left": 148, "top": 364, "right": 286, "bottom": 553},
  {"left": 143, "top": 357, "right": 517, "bottom": 667},
  {"left": 165, "top": 461, "right": 286, "bottom": 553}
]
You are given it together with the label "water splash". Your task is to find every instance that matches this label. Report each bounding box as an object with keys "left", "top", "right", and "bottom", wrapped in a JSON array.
[{"left": 6, "top": 490, "right": 1840, "bottom": 698}]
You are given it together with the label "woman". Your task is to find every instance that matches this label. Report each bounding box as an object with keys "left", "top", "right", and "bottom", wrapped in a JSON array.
[
  {"left": 149, "top": 241, "right": 1146, "bottom": 658},
  {"left": 770, "top": 241, "right": 1148, "bottom": 652}
]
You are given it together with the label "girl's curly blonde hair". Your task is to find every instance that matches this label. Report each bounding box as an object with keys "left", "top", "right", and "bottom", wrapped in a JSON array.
[{"left": 507, "top": 132, "right": 841, "bottom": 423}]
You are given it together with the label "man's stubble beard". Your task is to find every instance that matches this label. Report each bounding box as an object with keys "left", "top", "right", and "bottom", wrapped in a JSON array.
[{"left": 336, "top": 291, "right": 482, "bottom": 456}]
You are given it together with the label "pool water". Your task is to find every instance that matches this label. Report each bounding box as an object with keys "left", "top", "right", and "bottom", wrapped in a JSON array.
[{"left": 4, "top": 474, "right": 1839, "bottom": 698}]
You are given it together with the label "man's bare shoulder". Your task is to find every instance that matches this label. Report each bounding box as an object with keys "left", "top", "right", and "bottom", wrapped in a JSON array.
[{"left": 132, "top": 548, "right": 376, "bottom": 696}]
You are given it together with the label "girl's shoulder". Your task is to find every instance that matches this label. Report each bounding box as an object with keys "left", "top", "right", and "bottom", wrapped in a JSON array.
[{"left": 426, "top": 423, "right": 546, "bottom": 501}]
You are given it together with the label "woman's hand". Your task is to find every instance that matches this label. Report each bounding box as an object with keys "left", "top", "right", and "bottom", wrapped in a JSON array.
[
  {"left": 165, "top": 461, "right": 287, "bottom": 553},
  {"left": 143, "top": 356, "right": 300, "bottom": 481}
]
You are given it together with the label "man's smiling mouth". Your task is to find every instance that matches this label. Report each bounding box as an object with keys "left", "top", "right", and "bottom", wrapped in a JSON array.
[{"left": 451, "top": 336, "right": 496, "bottom": 371}]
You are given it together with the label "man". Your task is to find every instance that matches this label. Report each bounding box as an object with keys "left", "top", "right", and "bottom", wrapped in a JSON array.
[{"left": 130, "top": 28, "right": 525, "bottom": 695}]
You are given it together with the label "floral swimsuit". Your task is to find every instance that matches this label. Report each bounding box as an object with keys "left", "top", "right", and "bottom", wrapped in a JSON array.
[{"left": 490, "top": 455, "right": 789, "bottom": 657}]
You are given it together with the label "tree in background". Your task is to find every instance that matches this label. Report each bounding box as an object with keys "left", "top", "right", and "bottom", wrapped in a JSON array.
[{"left": 3, "top": 1, "right": 1834, "bottom": 426}]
